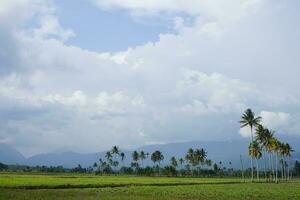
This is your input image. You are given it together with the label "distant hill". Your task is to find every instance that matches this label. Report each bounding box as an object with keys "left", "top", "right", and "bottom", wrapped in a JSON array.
[
  {"left": 0, "top": 143, "right": 26, "bottom": 164},
  {"left": 1, "top": 136, "right": 299, "bottom": 168}
]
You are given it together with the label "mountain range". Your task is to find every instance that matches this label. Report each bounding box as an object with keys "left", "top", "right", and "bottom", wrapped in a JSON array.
[{"left": 1, "top": 137, "right": 299, "bottom": 169}]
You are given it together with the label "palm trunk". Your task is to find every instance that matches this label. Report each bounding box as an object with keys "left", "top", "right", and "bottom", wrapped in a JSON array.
[
  {"left": 268, "top": 153, "right": 272, "bottom": 182},
  {"left": 263, "top": 149, "right": 267, "bottom": 181},
  {"left": 240, "top": 155, "right": 245, "bottom": 182},
  {"left": 280, "top": 157, "right": 284, "bottom": 181},
  {"left": 282, "top": 156, "right": 287, "bottom": 180},
  {"left": 256, "top": 158, "right": 259, "bottom": 181},
  {"left": 287, "top": 164, "right": 290, "bottom": 180},
  {"left": 250, "top": 128, "right": 254, "bottom": 182},
  {"left": 271, "top": 153, "right": 275, "bottom": 182},
  {"left": 275, "top": 152, "right": 278, "bottom": 183}
]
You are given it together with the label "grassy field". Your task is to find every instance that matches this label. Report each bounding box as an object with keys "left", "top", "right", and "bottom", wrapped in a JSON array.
[{"left": 0, "top": 173, "right": 300, "bottom": 200}]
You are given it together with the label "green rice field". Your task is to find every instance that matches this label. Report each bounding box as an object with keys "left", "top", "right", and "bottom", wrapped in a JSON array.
[{"left": 0, "top": 173, "right": 299, "bottom": 200}]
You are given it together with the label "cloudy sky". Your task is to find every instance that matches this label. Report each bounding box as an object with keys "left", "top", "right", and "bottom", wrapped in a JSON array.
[{"left": 0, "top": 0, "right": 300, "bottom": 156}]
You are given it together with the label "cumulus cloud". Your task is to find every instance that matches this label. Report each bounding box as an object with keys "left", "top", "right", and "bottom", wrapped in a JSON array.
[
  {"left": 0, "top": 0, "right": 300, "bottom": 155},
  {"left": 260, "top": 111, "right": 291, "bottom": 130}
]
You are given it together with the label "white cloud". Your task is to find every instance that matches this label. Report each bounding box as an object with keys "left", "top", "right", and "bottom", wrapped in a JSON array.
[
  {"left": 239, "top": 126, "right": 252, "bottom": 138},
  {"left": 31, "top": 15, "right": 75, "bottom": 42},
  {"left": 260, "top": 111, "right": 291, "bottom": 130}
]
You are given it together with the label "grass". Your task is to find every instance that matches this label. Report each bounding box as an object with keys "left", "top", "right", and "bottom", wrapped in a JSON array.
[{"left": 0, "top": 173, "right": 300, "bottom": 200}]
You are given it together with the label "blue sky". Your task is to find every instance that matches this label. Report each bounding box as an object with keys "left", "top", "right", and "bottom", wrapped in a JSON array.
[
  {"left": 53, "top": 0, "right": 174, "bottom": 52},
  {"left": 0, "top": 0, "right": 300, "bottom": 156}
]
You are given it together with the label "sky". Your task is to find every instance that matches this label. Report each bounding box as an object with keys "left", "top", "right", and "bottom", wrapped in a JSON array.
[{"left": 0, "top": 0, "right": 300, "bottom": 156}]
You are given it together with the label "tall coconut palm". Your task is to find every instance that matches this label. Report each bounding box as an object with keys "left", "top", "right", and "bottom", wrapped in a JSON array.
[
  {"left": 110, "top": 146, "right": 120, "bottom": 171},
  {"left": 255, "top": 125, "right": 268, "bottom": 180},
  {"left": 281, "top": 143, "right": 293, "bottom": 181},
  {"left": 156, "top": 151, "right": 164, "bottom": 166},
  {"left": 105, "top": 151, "right": 113, "bottom": 165},
  {"left": 185, "top": 148, "right": 195, "bottom": 168},
  {"left": 120, "top": 152, "right": 126, "bottom": 167},
  {"left": 179, "top": 158, "right": 185, "bottom": 168},
  {"left": 205, "top": 159, "right": 213, "bottom": 169},
  {"left": 249, "top": 140, "right": 262, "bottom": 181},
  {"left": 284, "top": 143, "right": 293, "bottom": 180},
  {"left": 278, "top": 142, "right": 287, "bottom": 181},
  {"left": 132, "top": 151, "right": 139, "bottom": 165},
  {"left": 263, "top": 128, "right": 275, "bottom": 180},
  {"left": 170, "top": 156, "right": 178, "bottom": 168},
  {"left": 240, "top": 108, "right": 261, "bottom": 181},
  {"left": 145, "top": 152, "right": 150, "bottom": 167},
  {"left": 270, "top": 138, "right": 281, "bottom": 183},
  {"left": 140, "top": 151, "right": 146, "bottom": 167},
  {"left": 151, "top": 150, "right": 164, "bottom": 167},
  {"left": 111, "top": 146, "right": 120, "bottom": 156}
]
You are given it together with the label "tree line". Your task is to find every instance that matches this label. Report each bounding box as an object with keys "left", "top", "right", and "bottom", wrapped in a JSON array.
[{"left": 93, "top": 146, "right": 217, "bottom": 177}]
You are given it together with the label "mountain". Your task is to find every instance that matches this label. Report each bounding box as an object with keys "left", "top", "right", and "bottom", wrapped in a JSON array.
[
  {"left": 26, "top": 151, "right": 103, "bottom": 168},
  {"left": 1, "top": 137, "right": 299, "bottom": 169},
  {"left": 0, "top": 143, "right": 26, "bottom": 164}
]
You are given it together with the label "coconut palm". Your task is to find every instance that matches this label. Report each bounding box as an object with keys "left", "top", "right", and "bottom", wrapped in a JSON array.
[
  {"left": 205, "top": 159, "right": 213, "bottom": 169},
  {"left": 179, "top": 158, "right": 185, "bottom": 168},
  {"left": 240, "top": 108, "right": 261, "bottom": 181},
  {"left": 170, "top": 156, "right": 178, "bottom": 168},
  {"left": 249, "top": 140, "right": 262, "bottom": 181},
  {"left": 151, "top": 150, "right": 164, "bottom": 167},
  {"left": 278, "top": 142, "right": 286, "bottom": 181},
  {"left": 93, "top": 162, "right": 98, "bottom": 172},
  {"left": 132, "top": 151, "right": 139, "bottom": 165},
  {"left": 111, "top": 146, "right": 120, "bottom": 156},
  {"left": 280, "top": 143, "right": 294, "bottom": 181},
  {"left": 255, "top": 125, "right": 268, "bottom": 180},
  {"left": 284, "top": 143, "right": 293, "bottom": 180},
  {"left": 185, "top": 148, "right": 195, "bottom": 168},
  {"left": 105, "top": 151, "right": 113, "bottom": 165},
  {"left": 120, "top": 152, "right": 126, "bottom": 167},
  {"left": 140, "top": 151, "right": 146, "bottom": 167},
  {"left": 263, "top": 128, "right": 275, "bottom": 180},
  {"left": 270, "top": 138, "right": 281, "bottom": 183},
  {"left": 145, "top": 152, "right": 150, "bottom": 167}
]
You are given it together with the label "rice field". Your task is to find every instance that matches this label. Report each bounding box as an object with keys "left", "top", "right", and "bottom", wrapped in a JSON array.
[{"left": 0, "top": 173, "right": 299, "bottom": 200}]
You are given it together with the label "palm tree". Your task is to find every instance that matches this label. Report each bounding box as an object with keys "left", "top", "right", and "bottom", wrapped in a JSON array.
[
  {"left": 199, "top": 148, "right": 207, "bottom": 165},
  {"left": 249, "top": 140, "right": 262, "bottom": 181},
  {"left": 120, "top": 152, "right": 126, "bottom": 167},
  {"left": 93, "top": 162, "right": 98, "bottom": 172},
  {"left": 283, "top": 143, "right": 293, "bottom": 180},
  {"left": 132, "top": 151, "right": 139, "bottom": 165},
  {"left": 111, "top": 146, "right": 120, "bottom": 167},
  {"left": 185, "top": 148, "right": 195, "bottom": 168},
  {"left": 140, "top": 151, "right": 146, "bottom": 167},
  {"left": 151, "top": 150, "right": 164, "bottom": 167},
  {"left": 270, "top": 138, "right": 281, "bottom": 183},
  {"left": 111, "top": 146, "right": 120, "bottom": 156},
  {"left": 170, "top": 156, "right": 178, "bottom": 168},
  {"left": 280, "top": 143, "right": 294, "bottom": 181},
  {"left": 240, "top": 108, "right": 261, "bottom": 181},
  {"left": 143, "top": 152, "right": 150, "bottom": 167},
  {"left": 179, "top": 158, "right": 185, "bottom": 168},
  {"left": 105, "top": 151, "right": 113, "bottom": 165},
  {"left": 264, "top": 128, "right": 275, "bottom": 180},
  {"left": 255, "top": 125, "right": 268, "bottom": 180},
  {"left": 205, "top": 159, "right": 213, "bottom": 169},
  {"left": 157, "top": 151, "right": 164, "bottom": 166}
]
